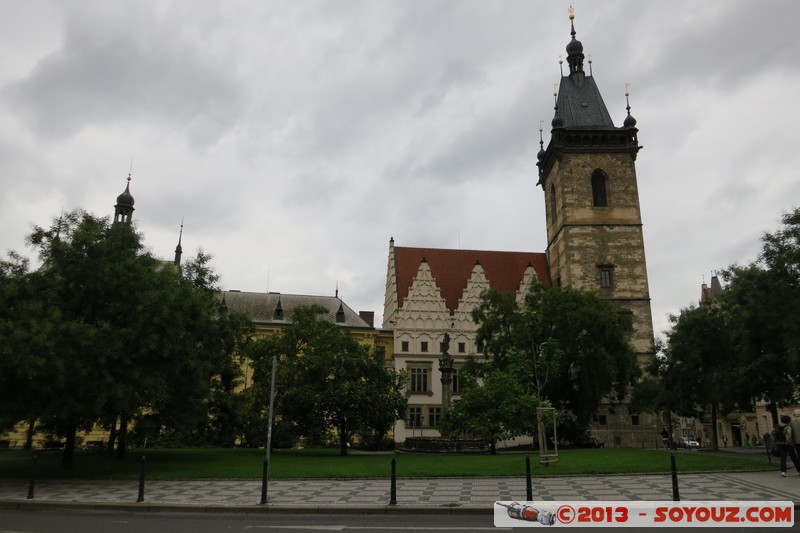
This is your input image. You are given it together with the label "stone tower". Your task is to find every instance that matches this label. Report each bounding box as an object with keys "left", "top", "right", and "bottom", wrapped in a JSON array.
[{"left": 537, "top": 10, "right": 656, "bottom": 443}]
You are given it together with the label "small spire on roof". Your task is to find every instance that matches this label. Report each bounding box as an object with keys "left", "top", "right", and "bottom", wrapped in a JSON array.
[{"left": 624, "top": 82, "right": 637, "bottom": 128}]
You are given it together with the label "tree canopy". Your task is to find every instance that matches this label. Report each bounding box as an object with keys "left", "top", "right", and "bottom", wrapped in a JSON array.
[
  {"left": 0, "top": 210, "right": 251, "bottom": 462},
  {"left": 635, "top": 206, "right": 800, "bottom": 441},
  {"left": 462, "top": 282, "right": 639, "bottom": 439},
  {"left": 246, "top": 305, "right": 406, "bottom": 455}
]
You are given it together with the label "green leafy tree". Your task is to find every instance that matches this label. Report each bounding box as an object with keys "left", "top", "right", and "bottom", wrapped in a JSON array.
[
  {"left": 472, "top": 283, "right": 640, "bottom": 431},
  {"left": 718, "top": 207, "right": 800, "bottom": 425},
  {"left": 656, "top": 306, "right": 742, "bottom": 451},
  {"left": 247, "top": 306, "right": 407, "bottom": 456},
  {"left": 0, "top": 210, "right": 250, "bottom": 462},
  {"left": 438, "top": 368, "right": 540, "bottom": 454}
]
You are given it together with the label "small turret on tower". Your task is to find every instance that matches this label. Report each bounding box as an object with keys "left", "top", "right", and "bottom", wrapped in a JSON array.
[{"left": 114, "top": 173, "right": 135, "bottom": 224}]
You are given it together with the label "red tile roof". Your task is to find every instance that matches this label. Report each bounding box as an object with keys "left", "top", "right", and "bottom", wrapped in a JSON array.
[{"left": 394, "top": 246, "right": 550, "bottom": 312}]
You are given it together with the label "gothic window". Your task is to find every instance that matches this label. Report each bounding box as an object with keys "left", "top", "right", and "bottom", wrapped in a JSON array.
[
  {"left": 409, "top": 367, "right": 429, "bottom": 393},
  {"left": 591, "top": 170, "right": 608, "bottom": 207},
  {"left": 550, "top": 184, "right": 557, "bottom": 221}
]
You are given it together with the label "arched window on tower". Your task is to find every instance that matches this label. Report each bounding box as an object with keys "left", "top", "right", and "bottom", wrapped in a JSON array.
[
  {"left": 550, "top": 184, "right": 557, "bottom": 221},
  {"left": 591, "top": 170, "right": 608, "bottom": 207}
]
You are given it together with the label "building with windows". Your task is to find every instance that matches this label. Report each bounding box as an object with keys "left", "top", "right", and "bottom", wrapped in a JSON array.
[
  {"left": 384, "top": 10, "right": 658, "bottom": 447},
  {"left": 222, "top": 289, "right": 393, "bottom": 390}
]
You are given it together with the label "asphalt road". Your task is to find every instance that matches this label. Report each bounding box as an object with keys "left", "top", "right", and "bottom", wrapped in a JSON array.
[
  {"left": 1, "top": 509, "right": 500, "bottom": 533},
  {"left": 0, "top": 509, "right": 797, "bottom": 533}
]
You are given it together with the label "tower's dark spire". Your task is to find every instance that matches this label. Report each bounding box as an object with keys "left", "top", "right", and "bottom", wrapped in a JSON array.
[
  {"left": 174, "top": 219, "right": 184, "bottom": 266},
  {"left": 624, "top": 83, "right": 638, "bottom": 128},
  {"left": 113, "top": 173, "right": 135, "bottom": 224},
  {"left": 565, "top": 6, "right": 585, "bottom": 77}
]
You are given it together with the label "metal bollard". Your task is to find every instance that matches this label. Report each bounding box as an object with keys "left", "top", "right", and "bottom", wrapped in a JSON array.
[
  {"left": 137, "top": 456, "right": 146, "bottom": 502},
  {"left": 525, "top": 454, "right": 533, "bottom": 501},
  {"left": 260, "top": 458, "right": 269, "bottom": 504},
  {"left": 669, "top": 450, "right": 680, "bottom": 501},
  {"left": 26, "top": 454, "right": 38, "bottom": 499},
  {"left": 389, "top": 456, "right": 397, "bottom": 505}
]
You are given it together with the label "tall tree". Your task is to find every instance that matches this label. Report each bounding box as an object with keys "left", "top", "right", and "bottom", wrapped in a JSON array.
[
  {"left": 472, "top": 283, "right": 639, "bottom": 431},
  {"left": 438, "top": 368, "right": 540, "bottom": 454},
  {"left": 658, "top": 305, "right": 743, "bottom": 450},
  {"left": 0, "top": 210, "right": 250, "bottom": 461},
  {"left": 247, "top": 306, "right": 407, "bottom": 455}
]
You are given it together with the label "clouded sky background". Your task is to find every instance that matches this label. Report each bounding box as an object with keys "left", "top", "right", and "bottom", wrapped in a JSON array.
[{"left": 1, "top": 0, "right": 798, "bottom": 339}]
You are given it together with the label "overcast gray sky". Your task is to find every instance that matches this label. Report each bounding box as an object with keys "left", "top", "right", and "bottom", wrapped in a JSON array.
[{"left": 1, "top": 0, "right": 798, "bottom": 339}]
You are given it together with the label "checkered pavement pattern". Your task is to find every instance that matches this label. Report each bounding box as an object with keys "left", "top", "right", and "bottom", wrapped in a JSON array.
[{"left": 1, "top": 472, "right": 798, "bottom": 508}]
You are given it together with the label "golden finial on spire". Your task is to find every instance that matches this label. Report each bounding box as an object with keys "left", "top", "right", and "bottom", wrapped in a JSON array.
[
  {"left": 539, "top": 119, "right": 544, "bottom": 133},
  {"left": 588, "top": 54, "right": 592, "bottom": 64},
  {"left": 625, "top": 82, "right": 630, "bottom": 97},
  {"left": 568, "top": 5, "right": 575, "bottom": 20},
  {"left": 558, "top": 54, "right": 563, "bottom": 65}
]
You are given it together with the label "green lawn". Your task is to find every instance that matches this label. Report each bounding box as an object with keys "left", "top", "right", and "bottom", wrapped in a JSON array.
[{"left": 0, "top": 447, "right": 771, "bottom": 480}]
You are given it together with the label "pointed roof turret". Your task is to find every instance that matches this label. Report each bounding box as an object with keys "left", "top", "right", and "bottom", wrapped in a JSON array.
[
  {"left": 565, "top": 6, "right": 585, "bottom": 76},
  {"left": 174, "top": 219, "right": 184, "bottom": 266},
  {"left": 537, "top": 7, "right": 642, "bottom": 184},
  {"left": 114, "top": 173, "right": 135, "bottom": 224}
]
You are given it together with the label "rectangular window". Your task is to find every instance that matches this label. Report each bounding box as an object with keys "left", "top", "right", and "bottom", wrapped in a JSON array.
[
  {"left": 401, "top": 341, "right": 409, "bottom": 352},
  {"left": 420, "top": 341, "right": 428, "bottom": 353},
  {"left": 600, "top": 268, "right": 613, "bottom": 288},
  {"left": 631, "top": 414, "right": 640, "bottom": 426},
  {"left": 458, "top": 342, "right": 466, "bottom": 354},
  {"left": 451, "top": 368, "right": 461, "bottom": 394},
  {"left": 596, "top": 414, "right": 608, "bottom": 426},
  {"left": 407, "top": 407, "right": 423, "bottom": 428},
  {"left": 428, "top": 407, "right": 441, "bottom": 428},
  {"left": 409, "top": 367, "right": 428, "bottom": 393},
  {"left": 618, "top": 311, "right": 634, "bottom": 333},
  {"left": 376, "top": 346, "right": 386, "bottom": 362}
]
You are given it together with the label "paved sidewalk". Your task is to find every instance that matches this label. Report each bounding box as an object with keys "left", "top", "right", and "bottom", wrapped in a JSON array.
[{"left": 1, "top": 470, "right": 798, "bottom": 513}]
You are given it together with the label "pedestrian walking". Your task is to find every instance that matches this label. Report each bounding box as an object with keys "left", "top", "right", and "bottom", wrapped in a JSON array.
[
  {"left": 660, "top": 428, "right": 670, "bottom": 450},
  {"left": 774, "top": 415, "right": 800, "bottom": 477}
]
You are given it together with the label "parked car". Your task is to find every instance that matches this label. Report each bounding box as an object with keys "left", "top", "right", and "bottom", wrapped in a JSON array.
[{"left": 678, "top": 436, "right": 700, "bottom": 449}]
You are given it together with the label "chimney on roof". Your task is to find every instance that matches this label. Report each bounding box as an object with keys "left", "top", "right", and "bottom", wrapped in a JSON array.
[{"left": 359, "top": 311, "right": 375, "bottom": 327}]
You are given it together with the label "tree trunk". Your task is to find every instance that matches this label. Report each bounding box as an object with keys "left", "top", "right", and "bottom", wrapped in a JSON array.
[
  {"left": 490, "top": 440, "right": 497, "bottom": 455},
  {"left": 62, "top": 425, "right": 77, "bottom": 466},
  {"left": 710, "top": 403, "right": 719, "bottom": 451},
  {"left": 107, "top": 415, "right": 118, "bottom": 454},
  {"left": 769, "top": 402, "right": 779, "bottom": 427},
  {"left": 116, "top": 414, "right": 128, "bottom": 460},
  {"left": 24, "top": 419, "right": 35, "bottom": 451},
  {"left": 339, "top": 430, "right": 349, "bottom": 456}
]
